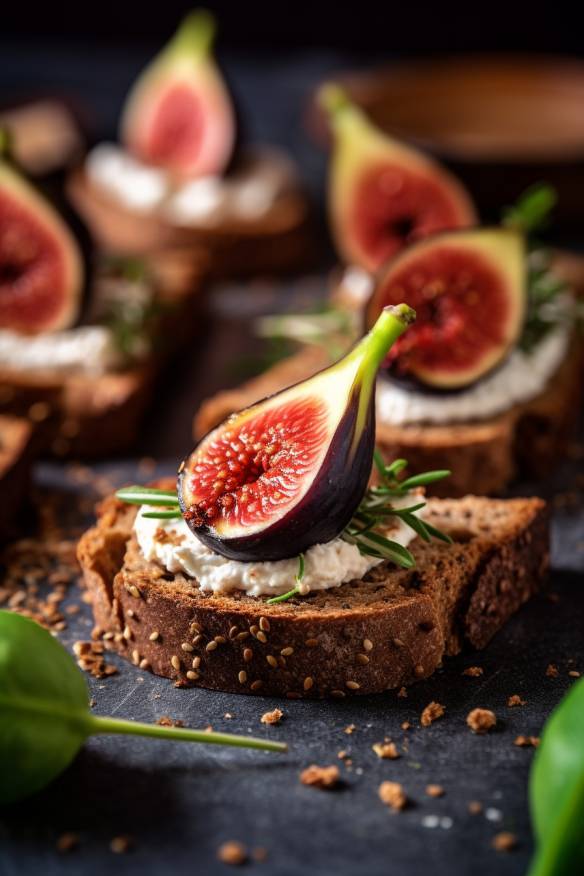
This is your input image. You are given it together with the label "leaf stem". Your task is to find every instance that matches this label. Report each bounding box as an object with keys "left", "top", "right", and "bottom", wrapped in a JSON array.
[{"left": 89, "top": 716, "right": 287, "bottom": 753}]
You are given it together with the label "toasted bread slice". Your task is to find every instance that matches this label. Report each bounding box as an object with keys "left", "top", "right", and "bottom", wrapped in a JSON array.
[
  {"left": 0, "top": 415, "right": 37, "bottom": 540},
  {"left": 194, "top": 336, "right": 582, "bottom": 496},
  {"left": 77, "top": 482, "right": 548, "bottom": 697}
]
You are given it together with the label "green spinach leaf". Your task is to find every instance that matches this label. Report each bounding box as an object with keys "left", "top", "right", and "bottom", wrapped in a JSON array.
[
  {"left": 0, "top": 611, "right": 286, "bottom": 805},
  {"left": 527, "top": 677, "right": 584, "bottom": 875}
]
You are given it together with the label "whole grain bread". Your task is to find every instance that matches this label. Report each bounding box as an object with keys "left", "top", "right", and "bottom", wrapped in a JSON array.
[
  {"left": 77, "top": 481, "right": 548, "bottom": 697},
  {"left": 194, "top": 337, "right": 582, "bottom": 497}
]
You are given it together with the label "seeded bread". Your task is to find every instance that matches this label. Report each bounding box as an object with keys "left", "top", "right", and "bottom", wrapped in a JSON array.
[
  {"left": 0, "top": 415, "right": 36, "bottom": 540},
  {"left": 77, "top": 482, "right": 548, "bottom": 697},
  {"left": 194, "top": 336, "right": 583, "bottom": 497}
]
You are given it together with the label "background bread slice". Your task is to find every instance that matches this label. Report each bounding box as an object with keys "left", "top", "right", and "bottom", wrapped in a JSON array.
[
  {"left": 194, "top": 338, "right": 582, "bottom": 496},
  {"left": 78, "top": 483, "right": 548, "bottom": 698}
]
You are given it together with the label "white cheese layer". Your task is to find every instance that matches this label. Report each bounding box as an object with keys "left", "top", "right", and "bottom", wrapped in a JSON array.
[
  {"left": 0, "top": 325, "right": 121, "bottom": 376},
  {"left": 376, "top": 326, "right": 570, "bottom": 426},
  {"left": 134, "top": 495, "right": 423, "bottom": 598}
]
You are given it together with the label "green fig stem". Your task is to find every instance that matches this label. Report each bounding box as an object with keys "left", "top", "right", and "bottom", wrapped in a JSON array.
[
  {"left": 88, "top": 715, "right": 287, "bottom": 753},
  {"left": 0, "top": 127, "right": 13, "bottom": 160},
  {"left": 319, "top": 83, "right": 364, "bottom": 126},
  {"left": 170, "top": 9, "right": 216, "bottom": 58},
  {"left": 348, "top": 304, "right": 415, "bottom": 450}
]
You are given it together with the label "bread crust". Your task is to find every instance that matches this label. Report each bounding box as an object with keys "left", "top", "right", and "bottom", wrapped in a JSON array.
[
  {"left": 194, "top": 338, "right": 582, "bottom": 496},
  {"left": 77, "top": 484, "right": 549, "bottom": 697}
]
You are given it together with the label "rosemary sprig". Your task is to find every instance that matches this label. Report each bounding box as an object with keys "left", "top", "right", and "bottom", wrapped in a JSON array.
[{"left": 266, "top": 554, "right": 305, "bottom": 605}]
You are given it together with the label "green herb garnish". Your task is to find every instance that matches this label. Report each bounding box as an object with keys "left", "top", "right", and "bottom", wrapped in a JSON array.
[
  {"left": 527, "top": 676, "right": 584, "bottom": 876},
  {"left": 266, "top": 554, "right": 305, "bottom": 605},
  {"left": 116, "top": 485, "right": 181, "bottom": 519},
  {"left": 0, "top": 611, "right": 287, "bottom": 805}
]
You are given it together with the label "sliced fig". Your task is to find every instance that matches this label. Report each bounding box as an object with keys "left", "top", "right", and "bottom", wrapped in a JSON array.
[
  {"left": 365, "top": 228, "right": 526, "bottom": 390},
  {"left": 121, "top": 10, "right": 235, "bottom": 180},
  {"left": 178, "top": 304, "right": 416, "bottom": 561},
  {"left": 319, "top": 85, "right": 477, "bottom": 272},
  {"left": 0, "top": 148, "right": 83, "bottom": 334}
]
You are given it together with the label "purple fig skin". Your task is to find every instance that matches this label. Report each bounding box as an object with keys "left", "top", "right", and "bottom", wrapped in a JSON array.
[{"left": 177, "top": 391, "right": 375, "bottom": 563}]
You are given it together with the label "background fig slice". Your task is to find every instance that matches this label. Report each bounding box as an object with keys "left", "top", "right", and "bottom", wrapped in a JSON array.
[
  {"left": 0, "top": 143, "right": 84, "bottom": 335},
  {"left": 178, "top": 304, "right": 416, "bottom": 562},
  {"left": 120, "top": 9, "right": 236, "bottom": 181},
  {"left": 319, "top": 84, "right": 477, "bottom": 272},
  {"left": 366, "top": 228, "right": 526, "bottom": 390}
]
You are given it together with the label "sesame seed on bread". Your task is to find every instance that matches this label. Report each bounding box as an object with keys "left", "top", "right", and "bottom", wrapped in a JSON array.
[{"left": 77, "top": 481, "right": 549, "bottom": 698}]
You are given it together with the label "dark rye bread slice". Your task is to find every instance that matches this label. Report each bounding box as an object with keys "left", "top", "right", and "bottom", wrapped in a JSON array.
[
  {"left": 77, "top": 482, "right": 549, "bottom": 698},
  {"left": 194, "top": 336, "right": 583, "bottom": 497}
]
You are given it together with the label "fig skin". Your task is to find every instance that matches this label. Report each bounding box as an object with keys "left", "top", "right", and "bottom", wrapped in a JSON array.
[
  {"left": 319, "top": 84, "right": 476, "bottom": 272},
  {"left": 120, "top": 10, "right": 236, "bottom": 181},
  {"left": 178, "top": 304, "right": 416, "bottom": 562},
  {"left": 0, "top": 141, "right": 86, "bottom": 335},
  {"left": 365, "top": 228, "right": 526, "bottom": 391}
]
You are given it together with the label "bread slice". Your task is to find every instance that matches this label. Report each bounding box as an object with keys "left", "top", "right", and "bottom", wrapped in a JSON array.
[
  {"left": 0, "top": 415, "right": 37, "bottom": 541},
  {"left": 77, "top": 481, "right": 548, "bottom": 698},
  {"left": 194, "top": 336, "right": 582, "bottom": 497}
]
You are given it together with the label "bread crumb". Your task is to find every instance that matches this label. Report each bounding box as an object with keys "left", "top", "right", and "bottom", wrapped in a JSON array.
[
  {"left": 514, "top": 735, "right": 540, "bottom": 748},
  {"left": 378, "top": 781, "right": 407, "bottom": 811},
  {"left": 397, "top": 686, "right": 408, "bottom": 698},
  {"left": 468, "top": 801, "right": 483, "bottom": 815},
  {"left": 426, "top": 784, "right": 445, "bottom": 798},
  {"left": 492, "top": 832, "right": 517, "bottom": 852},
  {"left": 546, "top": 663, "right": 559, "bottom": 678},
  {"left": 217, "top": 841, "right": 247, "bottom": 865},
  {"left": 372, "top": 741, "right": 400, "bottom": 760},
  {"left": 467, "top": 708, "right": 497, "bottom": 734},
  {"left": 56, "top": 832, "right": 79, "bottom": 853},
  {"left": 462, "top": 666, "right": 483, "bottom": 677},
  {"left": 260, "top": 708, "right": 283, "bottom": 725},
  {"left": 569, "top": 670, "right": 581, "bottom": 678},
  {"left": 401, "top": 721, "right": 411, "bottom": 731},
  {"left": 300, "top": 764, "right": 340, "bottom": 789},
  {"left": 110, "top": 836, "right": 132, "bottom": 854},
  {"left": 507, "top": 694, "right": 527, "bottom": 707},
  {"left": 156, "top": 715, "right": 184, "bottom": 727},
  {"left": 421, "top": 701, "right": 445, "bottom": 727},
  {"left": 344, "top": 724, "right": 356, "bottom": 734}
]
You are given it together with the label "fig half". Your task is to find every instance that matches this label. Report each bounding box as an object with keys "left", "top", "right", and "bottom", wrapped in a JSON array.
[
  {"left": 0, "top": 142, "right": 83, "bottom": 334},
  {"left": 120, "top": 10, "right": 235, "bottom": 180},
  {"left": 366, "top": 228, "right": 526, "bottom": 390},
  {"left": 319, "top": 85, "right": 476, "bottom": 272},
  {"left": 178, "top": 304, "right": 415, "bottom": 561}
]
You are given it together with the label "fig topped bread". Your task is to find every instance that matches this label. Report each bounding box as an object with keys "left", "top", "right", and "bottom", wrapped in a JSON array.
[{"left": 78, "top": 485, "right": 548, "bottom": 697}]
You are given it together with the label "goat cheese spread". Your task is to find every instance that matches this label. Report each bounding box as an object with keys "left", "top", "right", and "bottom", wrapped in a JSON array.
[
  {"left": 376, "top": 325, "right": 570, "bottom": 426},
  {"left": 134, "top": 494, "right": 424, "bottom": 598},
  {"left": 87, "top": 143, "right": 293, "bottom": 225},
  {"left": 0, "top": 325, "right": 121, "bottom": 376}
]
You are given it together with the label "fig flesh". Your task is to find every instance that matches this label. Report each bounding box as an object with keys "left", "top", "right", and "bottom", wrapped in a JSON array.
[
  {"left": 121, "top": 10, "right": 235, "bottom": 181},
  {"left": 319, "top": 85, "right": 476, "bottom": 272},
  {"left": 178, "top": 304, "right": 416, "bottom": 561},
  {"left": 0, "top": 147, "right": 83, "bottom": 334},
  {"left": 365, "top": 228, "right": 526, "bottom": 390}
]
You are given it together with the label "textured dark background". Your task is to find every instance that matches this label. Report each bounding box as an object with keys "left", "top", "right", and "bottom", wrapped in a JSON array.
[{"left": 1, "top": 31, "right": 584, "bottom": 876}]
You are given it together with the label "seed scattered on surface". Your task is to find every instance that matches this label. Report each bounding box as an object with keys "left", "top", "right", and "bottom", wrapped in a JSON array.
[
  {"left": 356, "top": 653, "right": 370, "bottom": 665},
  {"left": 171, "top": 655, "right": 180, "bottom": 670},
  {"left": 363, "top": 638, "right": 373, "bottom": 652},
  {"left": 256, "top": 631, "right": 268, "bottom": 644},
  {"left": 304, "top": 676, "right": 314, "bottom": 691},
  {"left": 346, "top": 680, "right": 360, "bottom": 690},
  {"left": 243, "top": 648, "right": 253, "bottom": 662},
  {"left": 186, "top": 670, "right": 199, "bottom": 681},
  {"left": 206, "top": 641, "right": 218, "bottom": 652},
  {"left": 250, "top": 680, "right": 263, "bottom": 691},
  {"left": 266, "top": 655, "right": 278, "bottom": 668},
  {"left": 280, "top": 646, "right": 294, "bottom": 656},
  {"left": 392, "top": 637, "right": 405, "bottom": 648},
  {"left": 507, "top": 694, "right": 527, "bottom": 707},
  {"left": 181, "top": 642, "right": 194, "bottom": 652},
  {"left": 102, "top": 631, "right": 114, "bottom": 641},
  {"left": 149, "top": 631, "right": 160, "bottom": 642},
  {"left": 238, "top": 670, "right": 247, "bottom": 684},
  {"left": 259, "top": 617, "right": 270, "bottom": 632},
  {"left": 514, "top": 735, "right": 540, "bottom": 748}
]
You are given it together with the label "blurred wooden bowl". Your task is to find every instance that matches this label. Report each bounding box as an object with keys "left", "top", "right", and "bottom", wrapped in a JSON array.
[{"left": 315, "top": 55, "right": 584, "bottom": 220}]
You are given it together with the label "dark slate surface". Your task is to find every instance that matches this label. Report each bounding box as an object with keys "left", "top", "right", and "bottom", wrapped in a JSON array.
[{"left": 1, "top": 43, "right": 584, "bottom": 876}]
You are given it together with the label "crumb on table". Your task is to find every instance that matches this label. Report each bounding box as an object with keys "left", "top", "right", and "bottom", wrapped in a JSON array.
[
  {"left": 217, "top": 841, "right": 248, "bottom": 866},
  {"left": 467, "top": 708, "right": 497, "bottom": 734},
  {"left": 372, "top": 741, "right": 400, "bottom": 760},
  {"left": 426, "top": 784, "right": 445, "bottom": 798},
  {"left": 507, "top": 694, "right": 527, "bottom": 707},
  {"left": 492, "top": 832, "right": 517, "bottom": 852},
  {"left": 300, "top": 764, "right": 340, "bottom": 790},
  {"left": 378, "top": 781, "right": 407, "bottom": 811},
  {"left": 260, "top": 708, "right": 283, "bottom": 725},
  {"left": 421, "top": 701, "right": 445, "bottom": 727}
]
